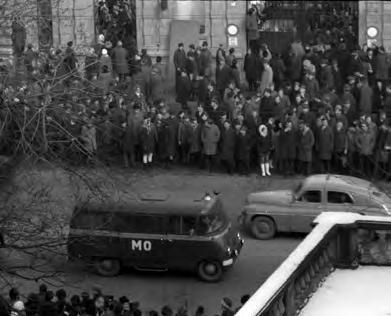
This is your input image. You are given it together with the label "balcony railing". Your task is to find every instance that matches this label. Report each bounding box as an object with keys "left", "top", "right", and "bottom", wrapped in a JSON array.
[{"left": 236, "top": 213, "right": 391, "bottom": 316}]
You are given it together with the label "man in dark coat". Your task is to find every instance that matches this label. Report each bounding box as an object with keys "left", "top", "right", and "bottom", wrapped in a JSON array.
[
  {"left": 280, "top": 120, "right": 296, "bottom": 175},
  {"left": 198, "top": 41, "right": 212, "bottom": 77},
  {"left": 173, "top": 43, "right": 187, "bottom": 94},
  {"left": 219, "top": 120, "right": 236, "bottom": 174},
  {"left": 316, "top": 117, "right": 334, "bottom": 173},
  {"left": 64, "top": 41, "right": 77, "bottom": 74},
  {"left": 236, "top": 126, "right": 251, "bottom": 175},
  {"left": 297, "top": 121, "right": 315, "bottom": 175},
  {"left": 11, "top": 16, "right": 26, "bottom": 57},
  {"left": 243, "top": 47, "right": 259, "bottom": 91},
  {"left": 163, "top": 111, "right": 178, "bottom": 165},
  {"left": 259, "top": 88, "right": 274, "bottom": 122},
  {"left": 112, "top": 41, "right": 129, "bottom": 81},
  {"left": 216, "top": 59, "right": 233, "bottom": 98}
]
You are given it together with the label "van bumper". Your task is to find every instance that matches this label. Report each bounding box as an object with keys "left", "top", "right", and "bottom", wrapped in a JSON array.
[{"left": 222, "top": 258, "right": 234, "bottom": 267}]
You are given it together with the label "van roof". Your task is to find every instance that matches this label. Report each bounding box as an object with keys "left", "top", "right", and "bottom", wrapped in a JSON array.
[{"left": 75, "top": 193, "right": 220, "bottom": 216}]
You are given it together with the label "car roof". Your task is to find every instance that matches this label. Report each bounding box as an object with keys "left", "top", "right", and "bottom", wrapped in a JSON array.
[
  {"left": 304, "top": 174, "right": 373, "bottom": 194},
  {"left": 75, "top": 192, "right": 219, "bottom": 216}
]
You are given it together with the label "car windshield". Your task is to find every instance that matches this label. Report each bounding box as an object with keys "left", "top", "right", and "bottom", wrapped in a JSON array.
[{"left": 196, "top": 201, "right": 228, "bottom": 235}]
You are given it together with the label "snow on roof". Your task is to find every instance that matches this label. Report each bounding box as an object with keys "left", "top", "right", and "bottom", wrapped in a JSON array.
[
  {"left": 236, "top": 212, "right": 391, "bottom": 316},
  {"left": 299, "top": 266, "right": 391, "bottom": 316}
]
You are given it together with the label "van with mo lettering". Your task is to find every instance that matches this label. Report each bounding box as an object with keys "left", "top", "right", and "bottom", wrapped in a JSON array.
[{"left": 67, "top": 192, "right": 244, "bottom": 282}]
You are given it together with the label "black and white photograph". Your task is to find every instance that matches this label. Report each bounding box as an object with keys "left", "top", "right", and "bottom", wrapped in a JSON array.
[{"left": 1, "top": 1, "right": 391, "bottom": 315}]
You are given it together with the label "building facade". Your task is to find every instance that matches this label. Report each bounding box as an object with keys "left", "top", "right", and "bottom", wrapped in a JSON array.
[{"left": 0, "top": 1, "right": 390, "bottom": 73}]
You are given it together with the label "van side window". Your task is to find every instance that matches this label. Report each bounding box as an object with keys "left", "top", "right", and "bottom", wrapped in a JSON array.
[
  {"left": 112, "top": 214, "right": 163, "bottom": 234},
  {"left": 327, "top": 191, "right": 353, "bottom": 204},
  {"left": 73, "top": 211, "right": 113, "bottom": 230},
  {"left": 181, "top": 216, "right": 197, "bottom": 235},
  {"left": 166, "top": 216, "right": 181, "bottom": 234}
]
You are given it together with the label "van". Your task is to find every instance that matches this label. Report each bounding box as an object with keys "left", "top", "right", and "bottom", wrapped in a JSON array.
[{"left": 67, "top": 193, "right": 244, "bottom": 282}]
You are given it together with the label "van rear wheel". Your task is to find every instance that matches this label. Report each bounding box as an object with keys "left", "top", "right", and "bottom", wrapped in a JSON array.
[
  {"left": 251, "top": 216, "right": 276, "bottom": 240},
  {"left": 197, "top": 260, "right": 223, "bottom": 282},
  {"left": 95, "top": 258, "right": 121, "bottom": 277}
]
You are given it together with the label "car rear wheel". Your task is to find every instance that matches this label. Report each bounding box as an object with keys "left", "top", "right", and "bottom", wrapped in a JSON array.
[
  {"left": 197, "top": 260, "right": 223, "bottom": 282},
  {"left": 95, "top": 258, "right": 121, "bottom": 277},
  {"left": 251, "top": 216, "right": 276, "bottom": 240}
]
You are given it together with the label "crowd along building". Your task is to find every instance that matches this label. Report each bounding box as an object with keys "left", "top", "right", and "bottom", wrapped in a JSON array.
[{"left": 0, "top": 1, "right": 389, "bottom": 78}]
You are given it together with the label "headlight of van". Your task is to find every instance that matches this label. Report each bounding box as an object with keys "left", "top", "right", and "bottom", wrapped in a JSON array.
[{"left": 226, "top": 247, "right": 232, "bottom": 256}]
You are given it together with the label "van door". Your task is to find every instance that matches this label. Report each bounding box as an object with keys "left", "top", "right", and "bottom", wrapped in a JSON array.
[
  {"left": 114, "top": 214, "right": 166, "bottom": 269},
  {"left": 162, "top": 215, "right": 203, "bottom": 271}
]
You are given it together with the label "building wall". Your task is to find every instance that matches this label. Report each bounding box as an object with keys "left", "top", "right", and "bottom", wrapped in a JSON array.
[
  {"left": 359, "top": 1, "right": 391, "bottom": 52},
  {"left": 136, "top": 0, "right": 248, "bottom": 78}
]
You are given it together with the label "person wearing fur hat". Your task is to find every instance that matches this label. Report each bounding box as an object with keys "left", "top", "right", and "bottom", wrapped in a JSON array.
[{"left": 258, "top": 124, "right": 272, "bottom": 176}]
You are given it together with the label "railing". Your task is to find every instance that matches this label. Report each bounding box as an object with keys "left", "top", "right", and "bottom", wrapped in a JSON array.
[{"left": 236, "top": 213, "right": 391, "bottom": 316}]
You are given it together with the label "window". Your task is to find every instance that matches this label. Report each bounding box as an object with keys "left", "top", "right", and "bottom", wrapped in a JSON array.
[
  {"left": 327, "top": 191, "right": 353, "bottom": 204},
  {"left": 298, "top": 191, "right": 322, "bottom": 203},
  {"left": 181, "top": 216, "right": 197, "bottom": 235},
  {"left": 112, "top": 214, "right": 164, "bottom": 234},
  {"left": 166, "top": 216, "right": 181, "bottom": 234}
]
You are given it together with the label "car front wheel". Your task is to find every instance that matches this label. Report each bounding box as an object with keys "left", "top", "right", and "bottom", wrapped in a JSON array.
[
  {"left": 251, "top": 216, "right": 276, "bottom": 240},
  {"left": 197, "top": 260, "right": 223, "bottom": 282},
  {"left": 95, "top": 258, "right": 121, "bottom": 277}
]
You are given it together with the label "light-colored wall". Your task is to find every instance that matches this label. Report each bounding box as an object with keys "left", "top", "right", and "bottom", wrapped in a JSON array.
[
  {"left": 136, "top": 0, "right": 248, "bottom": 66},
  {"left": 359, "top": 1, "right": 391, "bottom": 52},
  {"left": 51, "top": 0, "right": 95, "bottom": 54}
]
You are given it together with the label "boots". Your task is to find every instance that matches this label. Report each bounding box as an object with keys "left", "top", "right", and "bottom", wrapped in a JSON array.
[
  {"left": 261, "top": 163, "right": 266, "bottom": 176},
  {"left": 265, "top": 163, "right": 271, "bottom": 176}
]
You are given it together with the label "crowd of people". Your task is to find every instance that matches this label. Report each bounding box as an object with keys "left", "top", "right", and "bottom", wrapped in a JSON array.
[
  {"left": 1, "top": 3, "right": 391, "bottom": 180},
  {"left": 0, "top": 285, "right": 250, "bottom": 316}
]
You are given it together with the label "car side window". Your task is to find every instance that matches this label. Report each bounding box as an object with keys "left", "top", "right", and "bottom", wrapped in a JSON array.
[
  {"left": 327, "top": 191, "right": 353, "bottom": 204},
  {"left": 298, "top": 190, "right": 322, "bottom": 203}
]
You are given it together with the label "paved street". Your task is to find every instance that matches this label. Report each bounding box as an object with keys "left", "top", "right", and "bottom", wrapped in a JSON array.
[{"left": 2, "top": 169, "right": 302, "bottom": 314}]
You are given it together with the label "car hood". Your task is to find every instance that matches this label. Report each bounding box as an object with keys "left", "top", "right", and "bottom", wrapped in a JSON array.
[{"left": 247, "top": 190, "right": 293, "bottom": 206}]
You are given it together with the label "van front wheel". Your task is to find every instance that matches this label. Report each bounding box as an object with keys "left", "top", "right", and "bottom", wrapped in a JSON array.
[
  {"left": 197, "top": 260, "right": 223, "bottom": 282},
  {"left": 95, "top": 258, "right": 121, "bottom": 277}
]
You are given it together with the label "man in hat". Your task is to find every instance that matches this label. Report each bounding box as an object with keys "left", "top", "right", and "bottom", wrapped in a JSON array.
[
  {"left": 375, "top": 45, "right": 390, "bottom": 87},
  {"left": 220, "top": 120, "right": 236, "bottom": 174},
  {"left": 64, "top": 41, "right": 77, "bottom": 75},
  {"left": 258, "top": 51, "right": 273, "bottom": 96},
  {"left": 298, "top": 120, "right": 315, "bottom": 175},
  {"left": 201, "top": 118, "right": 220, "bottom": 172},
  {"left": 316, "top": 117, "right": 334, "bottom": 173},
  {"left": 198, "top": 41, "right": 212, "bottom": 78},
  {"left": 174, "top": 43, "right": 187, "bottom": 94},
  {"left": 357, "top": 76, "right": 373, "bottom": 116},
  {"left": 112, "top": 40, "right": 129, "bottom": 81},
  {"left": 319, "top": 58, "right": 334, "bottom": 91}
]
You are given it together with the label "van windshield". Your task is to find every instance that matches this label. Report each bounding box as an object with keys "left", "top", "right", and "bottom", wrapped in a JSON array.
[{"left": 197, "top": 201, "right": 228, "bottom": 235}]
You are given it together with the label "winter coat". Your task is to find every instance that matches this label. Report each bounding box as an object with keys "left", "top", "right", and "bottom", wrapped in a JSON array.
[
  {"left": 356, "top": 129, "right": 375, "bottom": 155},
  {"left": 139, "top": 124, "right": 158, "bottom": 154},
  {"left": 112, "top": 46, "right": 129, "bottom": 74},
  {"left": 319, "top": 65, "right": 334, "bottom": 90},
  {"left": 259, "top": 64, "right": 273, "bottom": 96},
  {"left": 375, "top": 52, "right": 390, "bottom": 81},
  {"left": 216, "top": 65, "right": 233, "bottom": 92},
  {"left": 236, "top": 133, "right": 251, "bottom": 160},
  {"left": 80, "top": 125, "right": 97, "bottom": 153},
  {"left": 198, "top": 49, "right": 212, "bottom": 77},
  {"left": 316, "top": 126, "right": 334, "bottom": 160},
  {"left": 201, "top": 123, "right": 221, "bottom": 155},
  {"left": 334, "top": 128, "right": 347, "bottom": 153},
  {"left": 259, "top": 96, "right": 274, "bottom": 121},
  {"left": 257, "top": 132, "right": 272, "bottom": 154},
  {"left": 126, "top": 110, "right": 144, "bottom": 146},
  {"left": 289, "top": 42, "right": 305, "bottom": 80},
  {"left": 189, "top": 125, "right": 202, "bottom": 153},
  {"left": 178, "top": 120, "right": 193, "bottom": 145},
  {"left": 298, "top": 128, "right": 315, "bottom": 162},
  {"left": 280, "top": 128, "right": 297, "bottom": 160},
  {"left": 359, "top": 83, "right": 373, "bottom": 115},
  {"left": 150, "top": 63, "right": 164, "bottom": 101},
  {"left": 99, "top": 55, "right": 113, "bottom": 74},
  {"left": 220, "top": 128, "right": 236, "bottom": 161},
  {"left": 244, "top": 53, "right": 259, "bottom": 81},
  {"left": 173, "top": 49, "right": 187, "bottom": 72},
  {"left": 163, "top": 117, "right": 178, "bottom": 157},
  {"left": 303, "top": 77, "right": 319, "bottom": 101}
]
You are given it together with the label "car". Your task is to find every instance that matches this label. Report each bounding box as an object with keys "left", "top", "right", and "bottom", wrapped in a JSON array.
[
  {"left": 239, "top": 174, "right": 391, "bottom": 240},
  {"left": 68, "top": 192, "right": 244, "bottom": 282}
]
